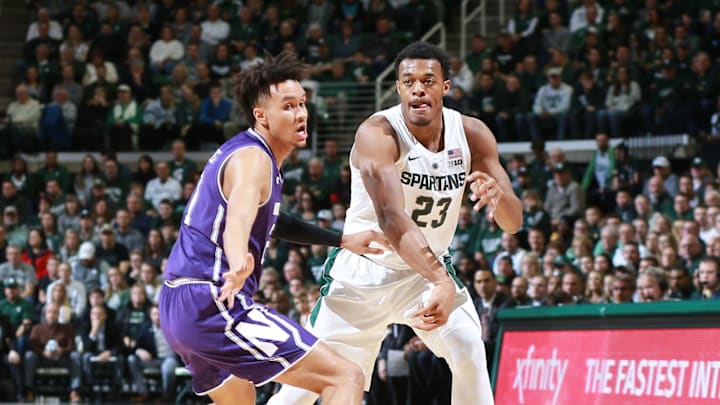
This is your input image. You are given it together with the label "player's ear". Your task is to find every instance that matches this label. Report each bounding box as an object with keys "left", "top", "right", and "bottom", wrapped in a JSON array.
[
  {"left": 395, "top": 80, "right": 400, "bottom": 95},
  {"left": 253, "top": 107, "right": 266, "bottom": 126},
  {"left": 442, "top": 79, "right": 451, "bottom": 96}
]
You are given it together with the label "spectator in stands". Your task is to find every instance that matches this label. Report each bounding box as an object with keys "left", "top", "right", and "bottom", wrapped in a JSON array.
[
  {"left": 0, "top": 309, "right": 22, "bottom": 401},
  {"left": 37, "top": 255, "right": 60, "bottom": 307},
  {"left": 200, "top": 4, "right": 229, "bottom": 48},
  {"left": 79, "top": 304, "right": 124, "bottom": 396},
  {"left": 21, "top": 228, "right": 53, "bottom": 281},
  {"left": 0, "top": 182, "right": 31, "bottom": 226},
  {"left": 569, "top": 0, "right": 604, "bottom": 34},
  {"left": 597, "top": 66, "right": 641, "bottom": 137},
  {"left": 473, "top": 269, "right": 515, "bottom": 368},
  {"left": 636, "top": 267, "right": 670, "bottom": 302},
  {"left": 74, "top": 157, "right": 101, "bottom": 207},
  {"left": 117, "top": 283, "right": 150, "bottom": 352},
  {"left": 112, "top": 209, "right": 143, "bottom": 253},
  {"left": 0, "top": 277, "right": 33, "bottom": 351},
  {"left": 561, "top": 271, "right": 586, "bottom": 303},
  {"left": 127, "top": 304, "right": 178, "bottom": 402},
  {"left": 72, "top": 241, "right": 109, "bottom": 292},
  {"left": 610, "top": 271, "right": 635, "bottom": 303},
  {"left": 493, "top": 232, "right": 527, "bottom": 276},
  {"left": 27, "top": 8, "right": 63, "bottom": 42},
  {"left": 692, "top": 257, "right": 720, "bottom": 300},
  {"left": 543, "top": 11, "right": 570, "bottom": 54},
  {"left": 669, "top": 266, "right": 695, "bottom": 300},
  {"left": 60, "top": 25, "right": 89, "bottom": 64},
  {"left": 495, "top": 75, "right": 530, "bottom": 142},
  {"left": 448, "top": 56, "right": 473, "bottom": 94},
  {"left": 646, "top": 174, "right": 673, "bottom": 215},
  {"left": 529, "top": 67, "right": 573, "bottom": 140},
  {"left": 57, "top": 65, "right": 83, "bottom": 107},
  {"left": 2, "top": 84, "right": 42, "bottom": 155},
  {"left": 83, "top": 49, "right": 118, "bottom": 86},
  {"left": 679, "top": 234, "right": 705, "bottom": 275},
  {"left": 105, "top": 84, "right": 142, "bottom": 151},
  {"left": 139, "top": 262, "right": 162, "bottom": 303},
  {"left": 581, "top": 133, "right": 615, "bottom": 208},
  {"left": 511, "top": 276, "right": 531, "bottom": 305},
  {"left": 104, "top": 266, "right": 129, "bottom": 311},
  {"left": 507, "top": 0, "right": 540, "bottom": 57},
  {"left": 46, "top": 283, "right": 74, "bottom": 324},
  {"left": 96, "top": 224, "right": 129, "bottom": 269},
  {"left": 470, "top": 72, "right": 501, "bottom": 133},
  {"left": 0, "top": 245, "right": 36, "bottom": 300},
  {"left": 39, "top": 86, "right": 76, "bottom": 151},
  {"left": 140, "top": 85, "right": 178, "bottom": 150},
  {"left": 101, "top": 157, "right": 130, "bottom": 208},
  {"left": 144, "top": 162, "right": 182, "bottom": 211},
  {"left": 75, "top": 86, "right": 111, "bottom": 151},
  {"left": 196, "top": 83, "right": 230, "bottom": 146},
  {"left": 570, "top": 70, "right": 604, "bottom": 138},
  {"left": 527, "top": 274, "right": 549, "bottom": 306},
  {"left": 646, "top": 59, "right": 686, "bottom": 135},
  {"left": 544, "top": 162, "right": 585, "bottom": 224},
  {"left": 23, "top": 303, "right": 81, "bottom": 402}
]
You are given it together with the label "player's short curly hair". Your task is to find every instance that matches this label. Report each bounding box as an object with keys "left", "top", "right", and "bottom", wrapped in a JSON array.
[
  {"left": 393, "top": 41, "right": 451, "bottom": 80},
  {"left": 232, "top": 51, "right": 308, "bottom": 126}
]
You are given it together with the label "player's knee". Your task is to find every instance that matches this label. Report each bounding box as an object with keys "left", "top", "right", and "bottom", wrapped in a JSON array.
[{"left": 333, "top": 361, "right": 364, "bottom": 390}]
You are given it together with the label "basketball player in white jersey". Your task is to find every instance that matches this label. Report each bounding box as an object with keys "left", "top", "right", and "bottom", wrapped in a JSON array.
[{"left": 268, "top": 42, "right": 522, "bottom": 405}]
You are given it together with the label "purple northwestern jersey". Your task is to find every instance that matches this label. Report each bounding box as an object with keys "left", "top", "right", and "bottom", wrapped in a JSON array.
[{"left": 165, "top": 128, "right": 282, "bottom": 295}]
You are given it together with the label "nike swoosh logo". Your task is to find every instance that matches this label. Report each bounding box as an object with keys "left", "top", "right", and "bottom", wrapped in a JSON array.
[{"left": 408, "top": 156, "right": 421, "bottom": 161}]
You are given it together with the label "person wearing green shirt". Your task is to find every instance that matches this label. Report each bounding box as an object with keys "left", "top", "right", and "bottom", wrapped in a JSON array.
[
  {"left": 168, "top": 139, "right": 198, "bottom": 185},
  {"left": 105, "top": 84, "right": 143, "bottom": 151},
  {"left": 0, "top": 278, "right": 34, "bottom": 351},
  {"left": 35, "top": 151, "right": 72, "bottom": 193}
]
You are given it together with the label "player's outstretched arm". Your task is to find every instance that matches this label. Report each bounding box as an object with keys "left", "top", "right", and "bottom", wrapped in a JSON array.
[
  {"left": 272, "top": 211, "right": 390, "bottom": 255},
  {"left": 354, "top": 115, "right": 454, "bottom": 330},
  {"left": 218, "top": 148, "right": 272, "bottom": 308},
  {"left": 463, "top": 115, "right": 523, "bottom": 234}
]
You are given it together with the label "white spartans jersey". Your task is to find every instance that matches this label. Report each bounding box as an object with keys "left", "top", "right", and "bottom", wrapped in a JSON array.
[{"left": 344, "top": 105, "right": 471, "bottom": 270}]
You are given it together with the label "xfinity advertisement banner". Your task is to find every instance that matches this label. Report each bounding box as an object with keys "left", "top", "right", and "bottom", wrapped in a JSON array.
[{"left": 495, "top": 328, "right": 720, "bottom": 405}]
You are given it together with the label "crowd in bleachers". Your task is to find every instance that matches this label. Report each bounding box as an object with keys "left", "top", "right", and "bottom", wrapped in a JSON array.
[{"left": 3, "top": 0, "right": 720, "bottom": 404}]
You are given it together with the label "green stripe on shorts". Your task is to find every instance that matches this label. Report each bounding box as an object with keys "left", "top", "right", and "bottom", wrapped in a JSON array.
[
  {"left": 443, "top": 256, "right": 465, "bottom": 289},
  {"left": 309, "top": 247, "right": 342, "bottom": 327}
]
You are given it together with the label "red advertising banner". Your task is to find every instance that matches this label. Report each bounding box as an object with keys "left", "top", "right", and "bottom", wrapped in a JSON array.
[{"left": 495, "top": 328, "right": 720, "bottom": 405}]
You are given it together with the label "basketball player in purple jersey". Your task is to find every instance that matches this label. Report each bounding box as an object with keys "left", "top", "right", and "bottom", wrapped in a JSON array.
[{"left": 158, "top": 52, "right": 385, "bottom": 405}]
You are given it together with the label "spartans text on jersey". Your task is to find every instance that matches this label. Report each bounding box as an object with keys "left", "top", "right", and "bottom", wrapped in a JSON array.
[{"left": 400, "top": 171, "right": 466, "bottom": 192}]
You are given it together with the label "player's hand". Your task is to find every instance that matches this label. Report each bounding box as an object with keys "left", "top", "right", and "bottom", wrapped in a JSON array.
[
  {"left": 219, "top": 253, "right": 254, "bottom": 309},
  {"left": 340, "top": 230, "right": 392, "bottom": 255},
  {"left": 410, "top": 280, "right": 455, "bottom": 331},
  {"left": 467, "top": 171, "right": 503, "bottom": 214}
]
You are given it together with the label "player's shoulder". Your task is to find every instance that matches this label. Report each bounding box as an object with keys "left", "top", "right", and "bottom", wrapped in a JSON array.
[
  {"left": 356, "top": 113, "right": 396, "bottom": 139},
  {"left": 460, "top": 113, "right": 492, "bottom": 137}
]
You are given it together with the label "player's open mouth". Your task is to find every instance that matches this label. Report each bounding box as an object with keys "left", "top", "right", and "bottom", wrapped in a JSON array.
[
  {"left": 296, "top": 125, "right": 307, "bottom": 139},
  {"left": 410, "top": 102, "right": 430, "bottom": 111}
]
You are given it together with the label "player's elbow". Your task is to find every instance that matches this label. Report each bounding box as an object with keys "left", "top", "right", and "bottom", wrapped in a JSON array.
[{"left": 376, "top": 207, "right": 405, "bottom": 236}]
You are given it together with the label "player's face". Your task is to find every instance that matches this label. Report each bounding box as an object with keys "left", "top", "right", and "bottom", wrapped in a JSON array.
[
  {"left": 257, "top": 80, "right": 308, "bottom": 148},
  {"left": 396, "top": 59, "right": 450, "bottom": 127}
]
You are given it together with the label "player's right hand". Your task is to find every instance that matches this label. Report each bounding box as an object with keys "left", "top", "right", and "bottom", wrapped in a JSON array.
[
  {"left": 410, "top": 279, "right": 455, "bottom": 331},
  {"left": 219, "top": 253, "right": 254, "bottom": 309},
  {"left": 341, "top": 230, "right": 392, "bottom": 255}
]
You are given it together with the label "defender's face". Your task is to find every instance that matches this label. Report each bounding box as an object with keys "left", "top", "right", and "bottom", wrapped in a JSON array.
[
  {"left": 258, "top": 80, "right": 308, "bottom": 148},
  {"left": 396, "top": 59, "right": 450, "bottom": 127}
]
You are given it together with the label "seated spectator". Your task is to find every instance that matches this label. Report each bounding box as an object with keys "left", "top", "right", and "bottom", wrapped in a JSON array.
[
  {"left": 597, "top": 66, "right": 641, "bottom": 137},
  {"left": 0, "top": 278, "right": 33, "bottom": 353},
  {"left": 60, "top": 25, "right": 89, "bottom": 63},
  {"left": 143, "top": 229, "right": 169, "bottom": 272},
  {"left": 528, "top": 67, "right": 573, "bottom": 140},
  {"left": 96, "top": 224, "right": 129, "bottom": 269},
  {"left": 544, "top": 162, "right": 585, "bottom": 225},
  {"left": 120, "top": 57, "right": 154, "bottom": 105},
  {"left": 0, "top": 245, "right": 36, "bottom": 300},
  {"left": 141, "top": 85, "right": 179, "bottom": 150},
  {"left": 46, "top": 283, "right": 74, "bottom": 324},
  {"left": 104, "top": 267, "right": 129, "bottom": 311},
  {"left": 2, "top": 84, "right": 42, "bottom": 155},
  {"left": 473, "top": 269, "right": 515, "bottom": 368},
  {"left": 48, "top": 261, "right": 87, "bottom": 320},
  {"left": 39, "top": 87, "right": 76, "bottom": 151},
  {"left": 21, "top": 228, "right": 53, "bottom": 281},
  {"left": 692, "top": 257, "right": 720, "bottom": 300},
  {"left": 149, "top": 25, "right": 184, "bottom": 75},
  {"left": 27, "top": 8, "right": 63, "bottom": 42},
  {"left": 79, "top": 304, "right": 124, "bottom": 395},
  {"left": 495, "top": 75, "right": 531, "bottom": 142},
  {"left": 144, "top": 162, "right": 182, "bottom": 212},
  {"left": 72, "top": 241, "right": 110, "bottom": 292},
  {"left": 570, "top": 71, "right": 604, "bottom": 139},
  {"left": 543, "top": 11, "right": 570, "bottom": 54},
  {"left": 610, "top": 271, "right": 635, "bottom": 303},
  {"left": 105, "top": 84, "right": 142, "bottom": 151},
  {"left": 0, "top": 182, "right": 31, "bottom": 226},
  {"left": 636, "top": 267, "right": 671, "bottom": 302},
  {"left": 116, "top": 284, "right": 150, "bottom": 355},
  {"left": 470, "top": 72, "right": 502, "bottom": 133},
  {"left": 21, "top": 66, "right": 43, "bottom": 101},
  {"left": 23, "top": 303, "right": 81, "bottom": 402},
  {"left": 127, "top": 304, "right": 178, "bottom": 402},
  {"left": 527, "top": 274, "right": 549, "bottom": 306},
  {"left": 506, "top": 0, "right": 540, "bottom": 57},
  {"left": 200, "top": 4, "right": 230, "bottom": 48},
  {"left": 196, "top": 84, "right": 231, "bottom": 147},
  {"left": 74, "top": 86, "right": 111, "bottom": 151},
  {"left": 82, "top": 49, "right": 118, "bottom": 86},
  {"left": 37, "top": 256, "right": 60, "bottom": 308},
  {"left": 0, "top": 310, "right": 22, "bottom": 401}
]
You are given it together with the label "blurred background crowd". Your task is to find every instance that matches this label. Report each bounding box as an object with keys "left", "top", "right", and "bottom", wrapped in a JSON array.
[{"left": 1, "top": 0, "right": 720, "bottom": 404}]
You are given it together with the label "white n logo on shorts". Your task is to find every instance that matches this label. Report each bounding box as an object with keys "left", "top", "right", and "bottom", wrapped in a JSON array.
[{"left": 235, "top": 309, "right": 290, "bottom": 357}]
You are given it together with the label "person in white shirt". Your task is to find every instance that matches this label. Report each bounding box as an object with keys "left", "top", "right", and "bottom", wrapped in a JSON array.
[
  {"left": 47, "top": 261, "right": 87, "bottom": 321},
  {"left": 701, "top": 211, "right": 720, "bottom": 246},
  {"left": 529, "top": 67, "right": 573, "bottom": 140},
  {"left": 569, "top": 0, "right": 604, "bottom": 34},
  {"left": 144, "top": 161, "right": 182, "bottom": 210},
  {"left": 26, "top": 8, "right": 63, "bottom": 41},
  {"left": 449, "top": 56, "right": 474, "bottom": 93},
  {"left": 200, "top": 4, "right": 229, "bottom": 47},
  {"left": 150, "top": 25, "right": 185, "bottom": 75},
  {"left": 492, "top": 232, "right": 527, "bottom": 276}
]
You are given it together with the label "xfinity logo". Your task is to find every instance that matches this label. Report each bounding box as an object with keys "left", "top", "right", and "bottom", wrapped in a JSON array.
[{"left": 512, "top": 345, "right": 569, "bottom": 405}]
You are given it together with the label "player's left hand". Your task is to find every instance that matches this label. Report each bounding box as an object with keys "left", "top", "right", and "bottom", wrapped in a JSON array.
[
  {"left": 341, "top": 230, "right": 392, "bottom": 255},
  {"left": 219, "top": 253, "right": 254, "bottom": 309},
  {"left": 467, "top": 171, "right": 504, "bottom": 214}
]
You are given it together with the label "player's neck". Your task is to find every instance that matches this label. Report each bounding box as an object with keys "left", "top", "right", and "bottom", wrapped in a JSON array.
[
  {"left": 408, "top": 119, "right": 444, "bottom": 152},
  {"left": 252, "top": 126, "right": 292, "bottom": 166}
]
